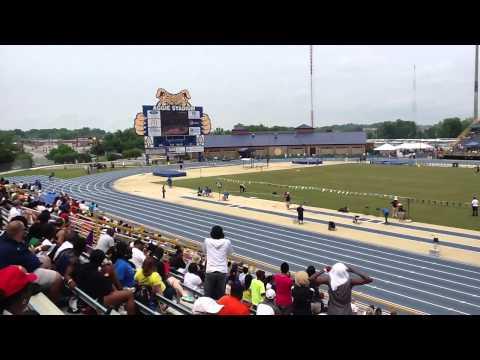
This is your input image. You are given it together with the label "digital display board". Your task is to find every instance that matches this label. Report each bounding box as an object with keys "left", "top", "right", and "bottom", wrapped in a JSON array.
[{"left": 160, "top": 111, "right": 189, "bottom": 136}]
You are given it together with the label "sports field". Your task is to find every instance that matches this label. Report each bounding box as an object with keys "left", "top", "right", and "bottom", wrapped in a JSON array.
[{"left": 173, "top": 163, "right": 480, "bottom": 230}]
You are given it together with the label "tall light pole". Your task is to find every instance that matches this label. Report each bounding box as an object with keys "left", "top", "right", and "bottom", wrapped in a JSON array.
[
  {"left": 474, "top": 45, "right": 479, "bottom": 122},
  {"left": 310, "top": 45, "right": 314, "bottom": 128}
]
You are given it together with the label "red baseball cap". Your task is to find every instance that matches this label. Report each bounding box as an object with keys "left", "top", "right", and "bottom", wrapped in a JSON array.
[{"left": 0, "top": 265, "right": 38, "bottom": 297}]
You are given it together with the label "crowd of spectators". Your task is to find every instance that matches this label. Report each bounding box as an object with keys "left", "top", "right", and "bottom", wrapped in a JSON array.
[{"left": 0, "top": 176, "right": 386, "bottom": 316}]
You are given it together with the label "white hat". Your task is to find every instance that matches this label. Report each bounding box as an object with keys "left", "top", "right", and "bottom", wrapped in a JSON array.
[
  {"left": 192, "top": 297, "right": 224, "bottom": 314},
  {"left": 265, "top": 289, "right": 276, "bottom": 300}
]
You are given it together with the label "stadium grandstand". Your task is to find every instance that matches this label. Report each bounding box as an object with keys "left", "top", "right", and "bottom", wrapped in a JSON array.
[{"left": 0, "top": 173, "right": 414, "bottom": 316}]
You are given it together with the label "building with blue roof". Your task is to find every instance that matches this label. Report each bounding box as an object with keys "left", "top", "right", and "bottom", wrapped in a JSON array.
[{"left": 204, "top": 124, "right": 366, "bottom": 159}]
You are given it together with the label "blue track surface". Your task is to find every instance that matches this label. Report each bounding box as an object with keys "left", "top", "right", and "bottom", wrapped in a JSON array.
[{"left": 7, "top": 164, "right": 480, "bottom": 315}]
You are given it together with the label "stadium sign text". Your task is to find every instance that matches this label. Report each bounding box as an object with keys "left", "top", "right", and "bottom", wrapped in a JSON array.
[{"left": 156, "top": 105, "right": 196, "bottom": 111}]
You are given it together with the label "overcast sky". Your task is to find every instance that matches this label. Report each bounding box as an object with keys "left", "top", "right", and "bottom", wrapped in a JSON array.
[{"left": 0, "top": 45, "right": 477, "bottom": 131}]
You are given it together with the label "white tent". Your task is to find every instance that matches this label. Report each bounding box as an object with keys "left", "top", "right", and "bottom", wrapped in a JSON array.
[
  {"left": 395, "top": 142, "right": 433, "bottom": 150},
  {"left": 374, "top": 143, "right": 397, "bottom": 151}
]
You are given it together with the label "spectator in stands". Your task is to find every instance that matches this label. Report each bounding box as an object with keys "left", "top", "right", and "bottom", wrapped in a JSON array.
[
  {"left": 151, "top": 248, "right": 194, "bottom": 303},
  {"left": 310, "top": 263, "right": 373, "bottom": 315},
  {"left": 0, "top": 265, "right": 38, "bottom": 315},
  {"left": 192, "top": 295, "right": 224, "bottom": 315},
  {"left": 112, "top": 241, "right": 135, "bottom": 289},
  {"left": 95, "top": 228, "right": 116, "bottom": 254},
  {"left": 273, "top": 262, "right": 293, "bottom": 314},
  {"left": 169, "top": 244, "right": 186, "bottom": 270},
  {"left": 291, "top": 271, "right": 313, "bottom": 315},
  {"left": 217, "top": 282, "right": 250, "bottom": 315},
  {"left": 306, "top": 265, "right": 325, "bottom": 313},
  {"left": 184, "top": 263, "right": 203, "bottom": 294},
  {"left": 242, "top": 274, "right": 253, "bottom": 305},
  {"left": 250, "top": 270, "right": 266, "bottom": 306},
  {"left": 227, "top": 263, "right": 240, "bottom": 286},
  {"left": 55, "top": 232, "right": 87, "bottom": 277},
  {"left": 239, "top": 265, "right": 249, "bottom": 286},
  {"left": 27, "top": 210, "right": 50, "bottom": 247},
  {"left": 256, "top": 288, "right": 281, "bottom": 315},
  {"left": 73, "top": 249, "right": 136, "bottom": 314},
  {"left": 0, "top": 221, "right": 63, "bottom": 303},
  {"left": 375, "top": 307, "right": 383, "bottom": 315},
  {"left": 202, "top": 225, "right": 233, "bottom": 300},
  {"left": 130, "top": 240, "right": 146, "bottom": 269},
  {"left": 135, "top": 256, "right": 166, "bottom": 297},
  {"left": 8, "top": 200, "right": 22, "bottom": 221}
]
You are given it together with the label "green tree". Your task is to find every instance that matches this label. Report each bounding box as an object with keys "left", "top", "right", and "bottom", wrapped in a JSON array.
[
  {"left": 437, "top": 118, "right": 463, "bottom": 138},
  {"left": 122, "top": 148, "right": 142, "bottom": 159}
]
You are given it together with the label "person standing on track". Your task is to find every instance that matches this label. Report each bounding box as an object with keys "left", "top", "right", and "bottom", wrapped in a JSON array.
[
  {"left": 162, "top": 185, "right": 166, "bottom": 199},
  {"left": 472, "top": 196, "right": 479, "bottom": 216},
  {"left": 381, "top": 207, "right": 390, "bottom": 224},
  {"left": 296, "top": 204, "right": 304, "bottom": 224},
  {"left": 284, "top": 192, "right": 291, "bottom": 210}
]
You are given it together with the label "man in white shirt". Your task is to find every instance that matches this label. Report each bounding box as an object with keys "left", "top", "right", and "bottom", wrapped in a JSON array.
[
  {"left": 472, "top": 196, "right": 479, "bottom": 216},
  {"left": 95, "top": 228, "right": 116, "bottom": 254},
  {"left": 8, "top": 200, "right": 23, "bottom": 221},
  {"left": 130, "top": 240, "right": 146, "bottom": 269}
]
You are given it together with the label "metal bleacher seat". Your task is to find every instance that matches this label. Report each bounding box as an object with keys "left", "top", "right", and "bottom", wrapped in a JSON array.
[{"left": 28, "top": 292, "right": 64, "bottom": 315}]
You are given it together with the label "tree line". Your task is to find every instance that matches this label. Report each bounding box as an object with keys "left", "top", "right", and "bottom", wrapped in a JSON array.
[{"left": 213, "top": 117, "right": 473, "bottom": 139}]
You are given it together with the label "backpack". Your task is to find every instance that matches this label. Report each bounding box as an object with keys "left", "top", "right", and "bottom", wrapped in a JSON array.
[
  {"left": 328, "top": 221, "right": 336, "bottom": 231},
  {"left": 134, "top": 285, "right": 158, "bottom": 310}
]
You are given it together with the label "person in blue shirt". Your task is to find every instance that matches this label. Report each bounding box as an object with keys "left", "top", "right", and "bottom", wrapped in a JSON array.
[
  {"left": 112, "top": 241, "right": 135, "bottom": 289},
  {"left": 0, "top": 220, "right": 63, "bottom": 302},
  {"left": 382, "top": 207, "right": 390, "bottom": 224}
]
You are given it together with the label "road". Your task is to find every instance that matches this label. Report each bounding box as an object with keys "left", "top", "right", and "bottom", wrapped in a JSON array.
[{"left": 8, "top": 164, "right": 480, "bottom": 315}]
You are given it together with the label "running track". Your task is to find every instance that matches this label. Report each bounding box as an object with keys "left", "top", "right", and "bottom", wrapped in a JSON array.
[{"left": 8, "top": 165, "right": 480, "bottom": 315}]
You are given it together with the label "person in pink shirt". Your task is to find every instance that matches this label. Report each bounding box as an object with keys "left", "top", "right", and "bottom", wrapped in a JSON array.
[{"left": 272, "top": 262, "right": 293, "bottom": 314}]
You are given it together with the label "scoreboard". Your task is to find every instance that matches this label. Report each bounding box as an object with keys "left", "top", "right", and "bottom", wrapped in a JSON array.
[{"left": 142, "top": 104, "right": 205, "bottom": 156}]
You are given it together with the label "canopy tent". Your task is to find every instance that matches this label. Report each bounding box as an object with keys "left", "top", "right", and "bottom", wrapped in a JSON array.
[
  {"left": 152, "top": 169, "right": 187, "bottom": 177},
  {"left": 395, "top": 142, "right": 433, "bottom": 150},
  {"left": 373, "top": 143, "right": 397, "bottom": 151}
]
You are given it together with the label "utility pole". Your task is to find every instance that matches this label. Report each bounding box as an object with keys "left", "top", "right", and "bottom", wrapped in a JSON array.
[
  {"left": 310, "top": 45, "right": 314, "bottom": 128},
  {"left": 475, "top": 45, "right": 479, "bottom": 122}
]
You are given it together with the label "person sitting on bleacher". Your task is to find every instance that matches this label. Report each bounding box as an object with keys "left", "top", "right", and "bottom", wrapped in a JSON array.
[
  {"left": 72, "top": 249, "right": 136, "bottom": 315},
  {"left": 130, "top": 240, "right": 146, "bottom": 270},
  {"left": 151, "top": 247, "right": 194, "bottom": 303},
  {"left": 134, "top": 256, "right": 166, "bottom": 307},
  {"left": 183, "top": 263, "right": 203, "bottom": 295},
  {"left": 169, "top": 245, "right": 186, "bottom": 270},
  {"left": 0, "top": 265, "right": 39, "bottom": 315},
  {"left": 217, "top": 282, "right": 250, "bottom": 315},
  {"left": 112, "top": 241, "right": 135, "bottom": 290},
  {"left": 0, "top": 221, "right": 63, "bottom": 304},
  {"left": 55, "top": 232, "right": 87, "bottom": 277},
  {"left": 256, "top": 288, "right": 281, "bottom": 315},
  {"left": 95, "top": 228, "right": 116, "bottom": 255},
  {"left": 192, "top": 296, "right": 224, "bottom": 315}
]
